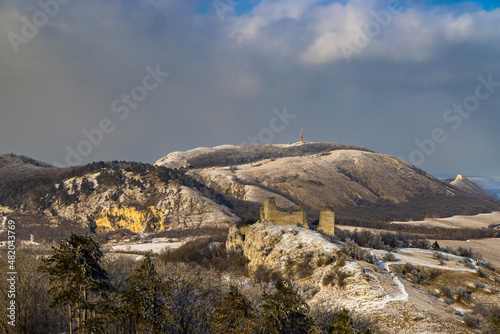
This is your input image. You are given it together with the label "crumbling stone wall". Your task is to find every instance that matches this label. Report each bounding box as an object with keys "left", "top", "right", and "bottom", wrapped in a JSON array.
[
  {"left": 259, "top": 197, "right": 335, "bottom": 233},
  {"left": 260, "top": 197, "right": 307, "bottom": 228}
]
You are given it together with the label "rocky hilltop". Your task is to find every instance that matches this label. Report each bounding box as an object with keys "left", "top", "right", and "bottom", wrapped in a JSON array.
[{"left": 445, "top": 175, "right": 494, "bottom": 198}]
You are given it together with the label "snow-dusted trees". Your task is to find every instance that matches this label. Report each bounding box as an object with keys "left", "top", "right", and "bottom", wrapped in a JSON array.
[{"left": 40, "top": 233, "right": 112, "bottom": 333}]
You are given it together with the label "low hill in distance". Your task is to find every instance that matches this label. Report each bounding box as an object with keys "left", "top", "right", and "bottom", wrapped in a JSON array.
[{"left": 0, "top": 153, "right": 55, "bottom": 181}]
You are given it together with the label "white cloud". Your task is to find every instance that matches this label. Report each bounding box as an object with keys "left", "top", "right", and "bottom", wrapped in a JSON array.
[
  {"left": 229, "top": 0, "right": 322, "bottom": 41},
  {"left": 227, "top": 0, "right": 500, "bottom": 64}
]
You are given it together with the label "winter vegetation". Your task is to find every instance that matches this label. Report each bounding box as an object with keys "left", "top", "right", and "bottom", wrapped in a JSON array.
[{"left": 0, "top": 233, "right": 378, "bottom": 334}]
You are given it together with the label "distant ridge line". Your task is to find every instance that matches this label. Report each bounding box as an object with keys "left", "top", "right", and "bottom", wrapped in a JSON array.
[{"left": 164, "top": 142, "right": 375, "bottom": 169}]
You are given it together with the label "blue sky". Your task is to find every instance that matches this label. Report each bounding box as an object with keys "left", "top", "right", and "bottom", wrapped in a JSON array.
[
  {"left": 429, "top": 0, "right": 500, "bottom": 8},
  {"left": 1, "top": 0, "right": 500, "bottom": 176},
  {"left": 196, "top": 0, "right": 500, "bottom": 16},
  {"left": 197, "top": 0, "right": 262, "bottom": 16}
]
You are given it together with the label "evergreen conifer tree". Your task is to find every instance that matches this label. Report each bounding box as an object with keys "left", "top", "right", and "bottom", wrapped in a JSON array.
[
  {"left": 208, "top": 285, "right": 256, "bottom": 333},
  {"left": 39, "top": 233, "right": 112, "bottom": 334},
  {"left": 122, "top": 251, "right": 172, "bottom": 333},
  {"left": 260, "top": 279, "right": 312, "bottom": 334}
]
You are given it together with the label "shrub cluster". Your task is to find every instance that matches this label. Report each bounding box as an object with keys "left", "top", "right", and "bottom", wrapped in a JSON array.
[
  {"left": 335, "top": 228, "right": 431, "bottom": 251},
  {"left": 399, "top": 263, "right": 436, "bottom": 284},
  {"left": 339, "top": 239, "right": 377, "bottom": 264},
  {"left": 468, "top": 304, "right": 500, "bottom": 332},
  {"left": 158, "top": 235, "right": 228, "bottom": 270},
  {"left": 321, "top": 268, "right": 352, "bottom": 288}
]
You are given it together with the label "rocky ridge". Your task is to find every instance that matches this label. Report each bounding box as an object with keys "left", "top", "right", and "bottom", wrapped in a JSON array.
[{"left": 0, "top": 161, "right": 238, "bottom": 239}]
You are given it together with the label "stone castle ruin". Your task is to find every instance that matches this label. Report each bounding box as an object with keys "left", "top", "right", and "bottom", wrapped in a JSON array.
[
  {"left": 260, "top": 197, "right": 307, "bottom": 228},
  {"left": 259, "top": 197, "right": 335, "bottom": 235}
]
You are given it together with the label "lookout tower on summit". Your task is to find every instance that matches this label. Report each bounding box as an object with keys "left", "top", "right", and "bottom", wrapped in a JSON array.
[{"left": 300, "top": 127, "right": 304, "bottom": 143}]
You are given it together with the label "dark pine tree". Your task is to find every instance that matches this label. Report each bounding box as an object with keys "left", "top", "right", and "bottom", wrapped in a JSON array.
[
  {"left": 121, "top": 251, "right": 172, "bottom": 334},
  {"left": 208, "top": 285, "right": 256, "bottom": 334},
  {"left": 260, "top": 279, "right": 312, "bottom": 334},
  {"left": 39, "top": 233, "right": 112, "bottom": 334}
]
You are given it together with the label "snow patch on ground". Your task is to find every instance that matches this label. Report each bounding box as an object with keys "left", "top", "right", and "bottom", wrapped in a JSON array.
[
  {"left": 391, "top": 212, "right": 500, "bottom": 229},
  {"left": 111, "top": 241, "right": 185, "bottom": 253}
]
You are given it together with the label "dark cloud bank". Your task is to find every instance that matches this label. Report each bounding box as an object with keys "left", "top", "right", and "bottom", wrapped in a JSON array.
[{"left": 1, "top": 0, "right": 499, "bottom": 177}]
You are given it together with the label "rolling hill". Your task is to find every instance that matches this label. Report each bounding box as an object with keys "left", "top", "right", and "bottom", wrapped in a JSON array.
[{"left": 157, "top": 142, "right": 500, "bottom": 224}]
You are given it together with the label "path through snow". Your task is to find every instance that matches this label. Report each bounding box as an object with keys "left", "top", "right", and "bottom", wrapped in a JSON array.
[
  {"left": 358, "top": 247, "right": 481, "bottom": 311},
  {"left": 357, "top": 259, "right": 409, "bottom": 310}
]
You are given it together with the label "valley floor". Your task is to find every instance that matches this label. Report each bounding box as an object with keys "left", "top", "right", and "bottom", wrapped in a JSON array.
[{"left": 338, "top": 211, "right": 500, "bottom": 268}]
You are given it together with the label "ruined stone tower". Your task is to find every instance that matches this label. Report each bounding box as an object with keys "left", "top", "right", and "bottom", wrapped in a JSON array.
[{"left": 317, "top": 206, "right": 335, "bottom": 236}]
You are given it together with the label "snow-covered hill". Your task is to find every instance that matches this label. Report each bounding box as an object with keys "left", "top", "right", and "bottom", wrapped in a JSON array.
[{"left": 156, "top": 143, "right": 500, "bottom": 223}]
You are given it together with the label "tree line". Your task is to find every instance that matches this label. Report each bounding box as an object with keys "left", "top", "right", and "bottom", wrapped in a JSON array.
[{"left": 0, "top": 234, "right": 374, "bottom": 334}]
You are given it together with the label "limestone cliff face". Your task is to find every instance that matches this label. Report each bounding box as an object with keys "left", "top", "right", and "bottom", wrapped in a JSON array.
[
  {"left": 90, "top": 185, "right": 238, "bottom": 232},
  {"left": 53, "top": 175, "right": 238, "bottom": 232},
  {"left": 157, "top": 185, "right": 239, "bottom": 229},
  {"left": 227, "top": 222, "right": 340, "bottom": 271},
  {"left": 226, "top": 222, "right": 386, "bottom": 309},
  {"left": 10, "top": 165, "right": 238, "bottom": 234},
  {"left": 93, "top": 206, "right": 165, "bottom": 233}
]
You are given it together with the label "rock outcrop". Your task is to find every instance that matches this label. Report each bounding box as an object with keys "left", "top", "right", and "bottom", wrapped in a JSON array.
[
  {"left": 53, "top": 174, "right": 238, "bottom": 232},
  {"left": 448, "top": 174, "right": 495, "bottom": 198},
  {"left": 226, "top": 222, "right": 500, "bottom": 334},
  {"left": 227, "top": 222, "right": 340, "bottom": 272},
  {"left": 226, "top": 222, "right": 396, "bottom": 312}
]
